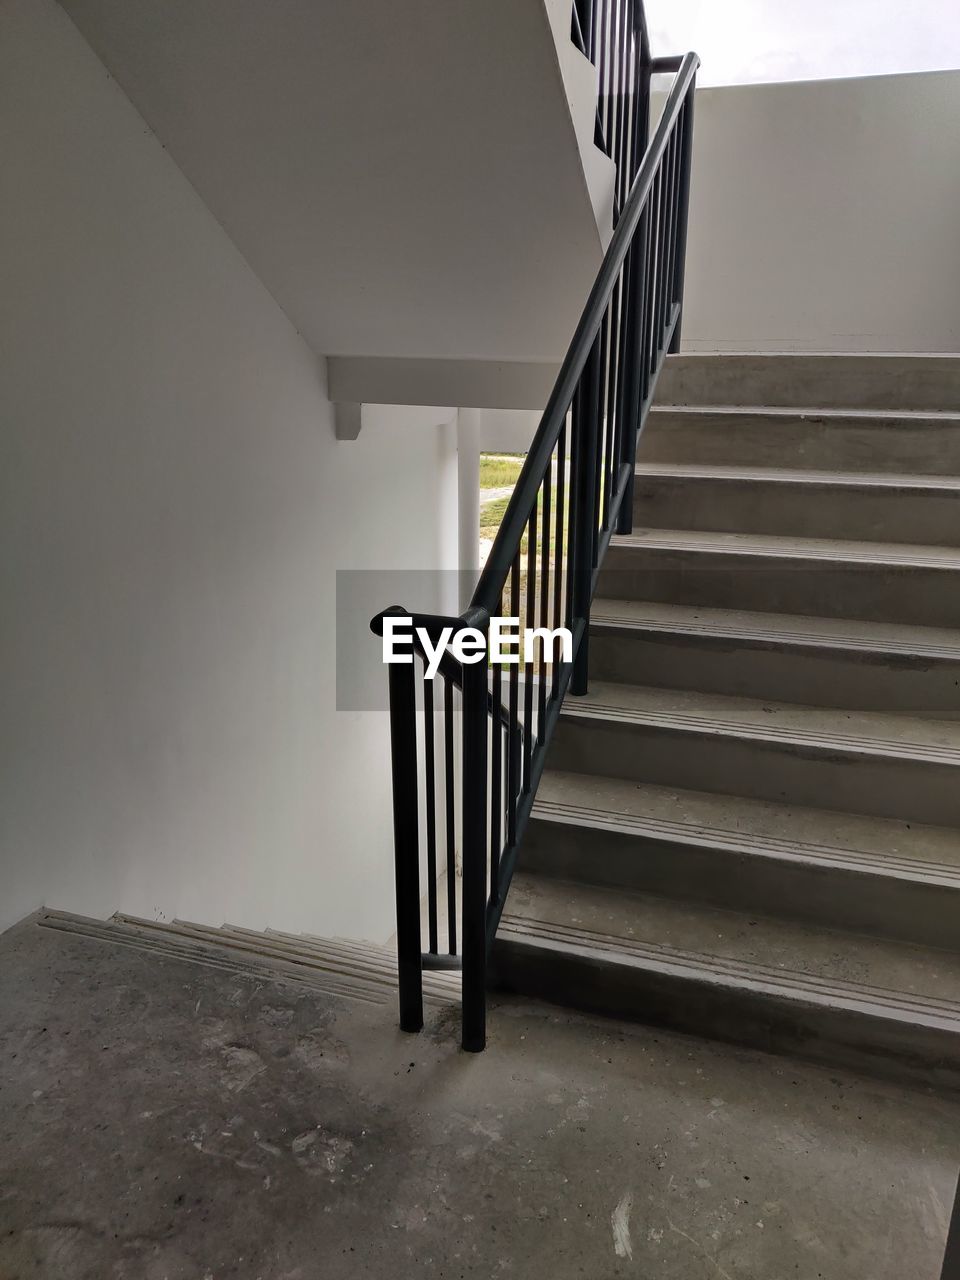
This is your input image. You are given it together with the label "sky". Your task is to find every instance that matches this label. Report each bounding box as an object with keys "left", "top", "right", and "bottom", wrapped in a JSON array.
[{"left": 644, "top": 0, "right": 960, "bottom": 86}]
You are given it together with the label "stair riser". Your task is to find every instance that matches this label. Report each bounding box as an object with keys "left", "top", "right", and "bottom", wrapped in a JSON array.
[
  {"left": 492, "top": 936, "right": 960, "bottom": 1091},
  {"left": 655, "top": 355, "right": 960, "bottom": 411},
  {"left": 550, "top": 714, "right": 960, "bottom": 826},
  {"left": 640, "top": 412, "right": 960, "bottom": 475},
  {"left": 522, "top": 818, "right": 960, "bottom": 950},
  {"left": 633, "top": 475, "right": 960, "bottom": 546},
  {"left": 588, "top": 627, "right": 960, "bottom": 718},
  {"left": 597, "top": 546, "right": 960, "bottom": 628}
]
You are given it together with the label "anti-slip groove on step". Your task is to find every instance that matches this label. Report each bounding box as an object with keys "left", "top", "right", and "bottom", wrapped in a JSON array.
[
  {"left": 498, "top": 913, "right": 960, "bottom": 1029},
  {"left": 634, "top": 463, "right": 960, "bottom": 492},
  {"left": 649, "top": 405, "right": 960, "bottom": 423},
  {"left": 39, "top": 910, "right": 462, "bottom": 1008},
  {"left": 561, "top": 701, "right": 960, "bottom": 767},
  {"left": 590, "top": 602, "right": 960, "bottom": 661},
  {"left": 612, "top": 529, "right": 960, "bottom": 570},
  {"left": 39, "top": 911, "right": 392, "bottom": 1005},
  {"left": 650, "top": 355, "right": 960, "bottom": 413},
  {"left": 530, "top": 797, "right": 960, "bottom": 885}
]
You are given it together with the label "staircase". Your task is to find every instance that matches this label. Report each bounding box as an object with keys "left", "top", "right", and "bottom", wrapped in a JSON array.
[
  {"left": 38, "top": 909, "right": 461, "bottom": 1009},
  {"left": 493, "top": 353, "right": 960, "bottom": 1090}
]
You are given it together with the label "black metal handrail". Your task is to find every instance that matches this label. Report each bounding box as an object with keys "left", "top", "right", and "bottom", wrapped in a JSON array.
[{"left": 372, "top": 12, "right": 699, "bottom": 1051}]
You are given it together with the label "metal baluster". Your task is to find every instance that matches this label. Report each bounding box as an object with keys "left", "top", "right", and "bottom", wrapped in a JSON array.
[
  {"left": 507, "top": 554, "right": 521, "bottom": 844},
  {"left": 598, "top": 0, "right": 611, "bottom": 153},
  {"left": 552, "top": 420, "right": 568, "bottom": 701},
  {"left": 639, "top": 187, "right": 654, "bottom": 409},
  {"left": 490, "top": 654, "right": 502, "bottom": 902},
  {"left": 423, "top": 674, "right": 438, "bottom": 955},
  {"left": 387, "top": 658, "right": 423, "bottom": 1031},
  {"left": 614, "top": 0, "right": 630, "bottom": 209},
  {"left": 655, "top": 143, "right": 671, "bottom": 349},
  {"left": 443, "top": 673, "right": 457, "bottom": 955},
  {"left": 670, "top": 88, "right": 697, "bottom": 352},
  {"left": 600, "top": 290, "right": 618, "bottom": 535},
  {"left": 571, "top": 337, "right": 602, "bottom": 696},
  {"left": 538, "top": 457, "right": 553, "bottom": 741},
  {"left": 611, "top": 262, "right": 630, "bottom": 513},
  {"left": 523, "top": 503, "right": 537, "bottom": 790},
  {"left": 617, "top": 204, "right": 651, "bottom": 534},
  {"left": 647, "top": 169, "right": 663, "bottom": 376},
  {"left": 460, "top": 641, "right": 488, "bottom": 1053}
]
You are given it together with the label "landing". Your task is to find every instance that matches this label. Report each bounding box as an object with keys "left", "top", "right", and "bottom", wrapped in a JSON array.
[{"left": 1, "top": 915, "right": 956, "bottom": 1278}]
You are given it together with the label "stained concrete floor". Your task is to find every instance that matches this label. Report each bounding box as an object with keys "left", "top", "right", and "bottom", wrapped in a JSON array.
[{"left": 1, "top": 917, "right": 958, "bottom": 1279}]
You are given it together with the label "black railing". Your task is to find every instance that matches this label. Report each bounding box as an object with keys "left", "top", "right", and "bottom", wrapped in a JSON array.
[
  {"left": 372, "top": 15, "right": 698, "bottom": 1051},
  {"left": 573, "top": 0, "right": 652, "bottom": 220}
]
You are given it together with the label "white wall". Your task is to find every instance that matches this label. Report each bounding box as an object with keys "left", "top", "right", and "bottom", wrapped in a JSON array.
[
  {"left": 477, "top": 410, "right": 544, "bottom": 454},
  {"left": 673, "top": 70, "right": 960, "bottom": 353},
  {"left": 0, "top": 0, "right": 456, "bottom": 941}
]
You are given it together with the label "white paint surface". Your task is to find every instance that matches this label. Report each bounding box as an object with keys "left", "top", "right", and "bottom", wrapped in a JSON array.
[
  {"left": 674, "top": 71, "right": 960, "bottom": 354},
  {"left": 0, "top": 0, "right": 457, "bottom": 939},
  {"left": 457, "top": 411, "right": 482, "bottom": 608},
  {"left": 56, "top": 0, "right": 610, "bottom": 364},
  {"left": 328, "top": 358, "right": 561, "bottom": 413}
]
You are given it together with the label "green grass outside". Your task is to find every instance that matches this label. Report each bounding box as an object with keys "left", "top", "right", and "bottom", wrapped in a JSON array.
[{"left": 479, "top": 454, "right": 525, "bottom": 489}]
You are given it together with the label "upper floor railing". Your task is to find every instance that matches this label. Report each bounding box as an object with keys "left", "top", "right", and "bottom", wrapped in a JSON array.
[
  {"left": 372, "top": 7, "right": 699, "bottom": 1050},
  {"left": 572, "top": 0, "right": 652, "bottom": 220}
]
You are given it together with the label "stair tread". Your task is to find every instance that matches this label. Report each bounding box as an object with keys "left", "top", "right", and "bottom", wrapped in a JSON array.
[
  {"left": 534, "top": 771, "right": 960, "bottom": 884},
  {"left": 612, "top": 527, "right": 960, "bottom": 568},
  {"left": 634, "top": 462, "right": 960, "bottom": 490},
  {"left": 561, "top": 680, "right": 960, "bottom": 764},
  {"left": 649, "top": 404, "right": 960, "bottom": 423},
  {"left": 590, "top": 598, "right": 960, "bottom": 659},
  {"left": 39, "top": 911, "right": 393, "bottom": 1004},
  {"left": 500, "top": 873, "right": 960, "bottom": 1019}
]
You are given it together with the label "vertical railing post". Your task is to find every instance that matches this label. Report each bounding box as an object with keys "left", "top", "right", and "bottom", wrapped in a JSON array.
[
  {"left": 669, "top": 77, "right": 697, "bottom": 354},
  {"left": 571, "top": 335, "right": 602, "bottom": 696},
  {"left": 616, "top": 203, "right": 650, "bottom": 535},
  {"left": 615, "top": 10, "right": 651, "bottom": 535},
  {"left": 573, "top": 0, "right": 596, "bottom": 62},
  {"left": 387, "top": 659, "right": 423, "bottom": 1033},
  {"left": 460, "top": 627, "right": 490, "bottom": 1052}
]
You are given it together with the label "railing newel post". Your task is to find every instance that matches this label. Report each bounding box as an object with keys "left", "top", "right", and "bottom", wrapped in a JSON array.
[
  {"left": 386, "top": 656, "right": 424, "bottom": 1034},
  {"left": 460, "top": 618, "right": 490, "bottom": 1053}
]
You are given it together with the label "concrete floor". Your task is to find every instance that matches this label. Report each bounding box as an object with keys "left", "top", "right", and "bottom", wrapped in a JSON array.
[{"left": 1, "top": 916, "right": 957, "bottom": 1279}]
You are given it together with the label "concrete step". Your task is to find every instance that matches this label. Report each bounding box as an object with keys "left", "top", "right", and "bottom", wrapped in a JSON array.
[
  {"left": 492, "top": 873, "right": 960, "bottom": 1089},
  {"left": 654, "top": 354, "right": 960, "bottom": 411},
  {"left": 38, "top": 911, "right": 392, "bottom": 1004},
  {"left": 549, "top": 682, "right": 960, "bottom": 826},
  {"left": 639, "top": 407, "right": 960, "bottom": 476},
  {"left": 632, "top": 464, "right": 960, "bottom": 545},
  {"left": 589, "top": 600, "right": 960, "bottom": 717},
  {"left": 523, "top": 771, "right": 960, "bottom": 949},
  {"left": 174, "top": 920, "right": 457, "bottom": 1004},
  {"left": 598, "top": 529, "right": 960, "bottom": 628}
]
